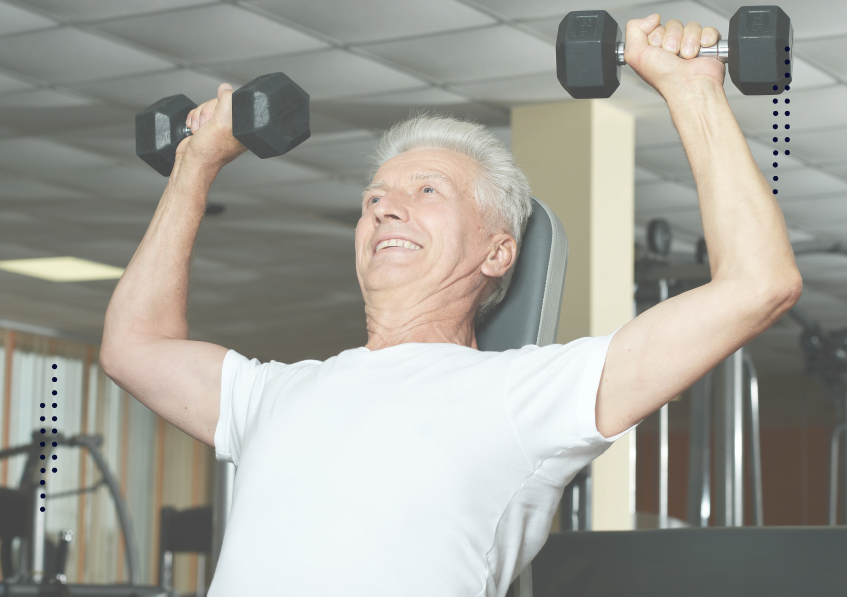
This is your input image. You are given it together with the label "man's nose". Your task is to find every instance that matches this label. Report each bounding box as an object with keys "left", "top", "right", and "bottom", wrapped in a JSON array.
[{"left": 372, "top": 192, "right": 410, "bottom": 223}]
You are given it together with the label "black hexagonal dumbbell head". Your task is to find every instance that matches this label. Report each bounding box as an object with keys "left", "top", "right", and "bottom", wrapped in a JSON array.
[
  {"left": 136, "top": 94, "right": 196, "bottom": 177},
  {"left": 728, "top": 5, "right": 793, "bottom": 95},
  {"left": 556, "top": 10, "right": 622, "bottom": 99},
  {"left": 232, "top": 72, "right": 310, "bottom": 159}
]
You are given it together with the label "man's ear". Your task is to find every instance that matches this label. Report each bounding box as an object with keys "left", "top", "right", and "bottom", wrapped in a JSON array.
[{"left": 481, "top": 234, "right": 517, "bottom": 278}]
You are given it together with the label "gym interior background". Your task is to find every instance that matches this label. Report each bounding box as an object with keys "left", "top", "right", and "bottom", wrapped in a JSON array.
[{"left": 0, "top": 0, "right": 845, "bottom": 593}]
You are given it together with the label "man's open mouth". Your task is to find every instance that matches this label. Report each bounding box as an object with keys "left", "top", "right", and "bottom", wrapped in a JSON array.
[{"left": 375, "top": 239, "right": 422, "bottom": 251}]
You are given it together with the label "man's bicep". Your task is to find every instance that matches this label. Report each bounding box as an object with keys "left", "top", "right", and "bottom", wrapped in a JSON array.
[
  {"left": 103, "top": 338, "right": 228, "bottom": 448},
  {"left": 595, "top": 280, "right": 758, "bottom": 438}
]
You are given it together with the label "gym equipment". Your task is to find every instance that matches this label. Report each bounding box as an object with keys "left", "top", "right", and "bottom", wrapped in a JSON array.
[
  {"left": 786, "top": 241, "right": 847, "bottom": 525},
  {"left": 0, "top": 430, "right": 168, "bottom": 596},
  {"left": 647, "top": 218, "right": 671, "bottom": 257},
  {"left": 556, "top": 5, "right": 793, "bottom": 98},
  {"left": 136, "top": 72, "right": 310, "bottom": 176},
  {"left": 520, "top": 526, "right": 847, "bottom": 597},
  {"left": 158, "top": 506, "right": 213, "bottom": 596}
]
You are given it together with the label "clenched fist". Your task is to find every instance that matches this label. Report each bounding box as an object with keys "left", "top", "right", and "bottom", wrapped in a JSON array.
[
  {"left": 624, "top": 14, "right": 726, "bottom": 99},
  {"left": 175, "top": 83, "right": 249, "bottom": 172}
]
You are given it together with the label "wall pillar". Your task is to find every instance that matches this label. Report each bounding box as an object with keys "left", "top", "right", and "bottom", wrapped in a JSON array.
[{"left": 512, "top": 99, "right": 635, "bottom": 531}]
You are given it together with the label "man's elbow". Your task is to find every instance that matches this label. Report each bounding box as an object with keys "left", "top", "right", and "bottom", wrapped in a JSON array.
[{"left": 762, "top": 267, "right": 803, "bottom": 320}]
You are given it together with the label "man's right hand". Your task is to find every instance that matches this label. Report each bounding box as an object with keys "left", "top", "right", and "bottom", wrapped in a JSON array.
[{"left": 175, "top": 83, "right": 249, "bottom": 175}]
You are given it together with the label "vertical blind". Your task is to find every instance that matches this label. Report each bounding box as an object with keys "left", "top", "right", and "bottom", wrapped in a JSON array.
[{"left": 0, "top": 327, "right": 214, "bottom": 591}]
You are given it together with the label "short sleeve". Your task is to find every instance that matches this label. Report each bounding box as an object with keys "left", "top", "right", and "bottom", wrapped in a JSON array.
[
  {"left": 505, "top": 329, "right": 633, "bottom": 483},
  {"left": 215, "top": 349, "right": 283, "bottom": 466}
]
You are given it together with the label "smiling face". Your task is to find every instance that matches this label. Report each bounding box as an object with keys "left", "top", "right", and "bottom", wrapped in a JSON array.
[{"left": 355, "top": 147, "right": 516, "bottom": 337}]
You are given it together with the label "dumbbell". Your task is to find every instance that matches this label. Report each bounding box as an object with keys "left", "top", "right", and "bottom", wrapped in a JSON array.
[
  {"left": 556, "top": 5, "right": 793, "bottom": 98},
  {"left": 136, "top": 72, "right": 310, "bottom": 176}
]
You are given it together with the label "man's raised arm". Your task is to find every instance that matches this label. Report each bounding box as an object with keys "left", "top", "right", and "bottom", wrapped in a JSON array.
[
  {"left": 595, "top": 16, "right": 802, "bottom": 438},
  {"left": 100, "top": 84, "right": 247, "bottom": 448}
]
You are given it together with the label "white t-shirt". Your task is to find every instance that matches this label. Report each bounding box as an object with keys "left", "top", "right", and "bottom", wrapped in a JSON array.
[{"left": 209, "top": 332, "right": 626, "bottom": 597}]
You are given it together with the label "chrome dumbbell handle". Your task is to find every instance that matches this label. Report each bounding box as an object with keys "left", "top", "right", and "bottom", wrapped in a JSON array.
[
  {"left": 615, "top": 39, "right": 729, "bottom": 65},
  {"left": 181, "top": 125, "right": 193, "bottom": 138}
]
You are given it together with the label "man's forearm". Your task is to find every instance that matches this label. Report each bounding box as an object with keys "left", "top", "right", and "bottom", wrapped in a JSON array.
[
  {"left": 665, "top": 82, "right": 799, "bottom": 290},
  {"left": 101, "top": 155, "right": 218, "bottom": 362}
]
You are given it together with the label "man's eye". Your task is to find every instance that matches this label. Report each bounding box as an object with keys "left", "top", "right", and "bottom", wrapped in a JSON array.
[
  {"left": 423, "top": 187, "right": 434, "bottom": 193},
  {"left": 370, "top": 196, "right": 380, "bottom": 204}
]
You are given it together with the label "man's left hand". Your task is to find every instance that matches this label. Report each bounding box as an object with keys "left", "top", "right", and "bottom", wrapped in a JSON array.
[{"left": 624, "top": 14, "right": 726, "bottom": 98}]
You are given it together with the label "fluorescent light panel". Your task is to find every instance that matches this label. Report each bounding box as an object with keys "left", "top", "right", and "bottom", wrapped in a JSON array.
[{"left": 0, "top": 257, "right": 124, "bottom": 282}]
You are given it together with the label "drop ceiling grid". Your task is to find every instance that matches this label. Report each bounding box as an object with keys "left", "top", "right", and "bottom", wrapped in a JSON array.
[{"left": 0, "top": 0, "right": 842, "bottom": 357}]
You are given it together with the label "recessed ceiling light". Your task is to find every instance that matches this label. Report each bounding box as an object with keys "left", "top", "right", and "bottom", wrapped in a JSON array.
[{"left": 0, "top": 257, "right": 124, "bottom": 282}]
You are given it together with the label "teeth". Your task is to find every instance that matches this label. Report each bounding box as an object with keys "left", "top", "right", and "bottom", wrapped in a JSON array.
[{"left": 376, "top": 239, "right": 422, "bottom": 251}]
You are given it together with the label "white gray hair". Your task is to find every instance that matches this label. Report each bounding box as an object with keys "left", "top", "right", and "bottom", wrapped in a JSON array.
[{"left": 369, "top": 115, "right": 533, "bottom": 321}]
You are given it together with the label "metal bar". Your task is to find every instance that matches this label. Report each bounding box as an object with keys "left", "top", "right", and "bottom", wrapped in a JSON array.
[
  {"left": 31, "top": 486, "right": 45, "bottom": 583},
  {"left": 843, "top": 391, "right": 847, "bottom": 527},
  {"left": 744, "top": 353, "right": 764, "bottom": 526},
  {"left": 196, "top": 553, "right": 206, "bottom": 597},
  {"left": 211, "top": 460, "right": 236, "bottom": 574},
  {"left": 829, "top": 425, "right": 844, "bottom": 526},
  {"left": 732, "top": 349, "right": 745, "bottom": 526},
  {"left": 73, "top": 435, "right": 141, "bottom": 585},
  {"left": 659, "top": 404, "right": 669, "bottom": 528},
  {"left": 686, "top": 372, "right": 712, "bottom": 526},
  {"left": 658, "top": 279, "right": 669, "bottom": 529}
]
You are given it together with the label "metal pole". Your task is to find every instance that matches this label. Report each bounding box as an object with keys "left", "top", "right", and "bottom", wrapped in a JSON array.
[
  {"left": 686, "top": 372, "right": 712, "bottom": 527},
  {"left": 843, "top": 391, "right": 847, "bottom": 527},
  {"left": 744, "top": 353, "right": 764, "bottom": 526},
  {"left": 658, "top": 278, "right": 669, "bottom": 528},
  {"left": 31, "top": 486, "right": 45, "bottom": 583},
  {"left": 829, "top": 424, "right": 844, "bottom": 525},
  {"left": 717, "top": 349, "right": 744, "bottom": 526},
  {"left": 211, "top": 460, "right": 236, "bottom": 573}
]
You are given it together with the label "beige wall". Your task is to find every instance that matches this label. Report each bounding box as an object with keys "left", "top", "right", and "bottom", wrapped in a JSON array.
[{"left": 512, "top": 100, "right": 635, "bottom": 530}]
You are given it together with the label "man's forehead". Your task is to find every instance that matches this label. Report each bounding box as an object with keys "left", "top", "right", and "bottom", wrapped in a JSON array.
[{"left": 364, "top": 171, "right": 453, "bottom": 193}]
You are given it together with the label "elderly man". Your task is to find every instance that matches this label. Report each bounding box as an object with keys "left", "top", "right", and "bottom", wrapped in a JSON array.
[{"left": 101, "top": 14, "right": 801, "bottom": 597}]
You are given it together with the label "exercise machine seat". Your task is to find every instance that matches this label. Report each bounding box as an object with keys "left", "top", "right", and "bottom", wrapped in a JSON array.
[
  {"left": 528, "top": 527, "right": 847, "bottom": 597},
  {"left": 477, "top": 197, "right": 568, "bottom": 351}
]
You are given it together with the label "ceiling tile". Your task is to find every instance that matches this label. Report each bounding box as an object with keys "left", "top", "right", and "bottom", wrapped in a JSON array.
[
  {"left": 21, "top": 0, "right": 212, "bottom": 21},
  {"left": 0, "top": 71, "right": 32, "bottom": 95},
  {"left": 634, "top": 106, "right": 679, "bottom": 147},
  {"left": 210, "top": 49, "right": 424, "bottom": 102},
  {"left": 0, "top": 138, "right": 114, "bottom": 175},
  {"left": 746, "top": 137, "right": 809, "bottom": 174},
  {"left": 704, "top": 0, "right": 847, "bottom": 40},
  {"left": 728, "top": 85, "right": 847, "bottom": 134},
  {"left": 313, "top": 93, "right": 507, "bottom": 131},
  {"left": 781, "top": 56, "right": 838, "bottom": 91},
  {"left": 75, "top": 68, "right": 226, "bottom": 110},
  {"left": 770, "top": 168, "right": 847, "bottom": 201},
  {"left": 252, "top": 178, "right": 367, "bottom": 210},
  {"left": 361, "top": 25, "right": 554, "bottom": 83},
  {"left": 0, "top": 89, "right": 92, "bottom": 107},
  {"left": 0, "top": 178, "right": 88, "bottom": 201},
  {"left": 636, "top": 144, "right": 691, "bottom": 177},
  {"left": 94, "top": 4, "right": 327, "bottom": 65},
  {"left": 476, "top": 0, "right": 654, "bottom": 20},
  {"left": 48, "top": 122, "right": 137, "bottom": 162},
  {"left": 796, "top": 35, "right": 847, "bottom": 81},
  {"left": 246, "top": 0, "right": 495, "bottom": 43},
  {"left": 634, "top": 180, "right": 698, "bottom": 211},
  {"left": 822, "top": 161, "right": 847, "bottom": 181},
  {"left": 635, "top": 167, "right": 663, "bottom": 183},
  {"left": 609, "top": 1, "right": 729, "bottom": 35},
  {"left": 781, "top": 195, "right": 847, "bottom": 226},
  {"left": 0, "top": 2, "right": 56, "bottom": 36},
  {"left": 284, "top": 133, "right": 378, "bottom": 180},
  {"left": 778, "top": 126, "right": 847, "bottom": 164},
  {"left": 800, "top": 220, "right": 847, "bottom": 243},
  {"left": 36, "top": 164, "right": 168, "bottom": 200},
  {"left": 454, "top": 72, "right": 565, "bottom": 105},
  {"left": 0, "top": 27, "right": 173, "bottom": 84},
  {"left": 213, "top": 152, "right": 325, "bottom": 190},
  {"left": 216, "top": 200, "right": 358, "bottom": 230}
]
